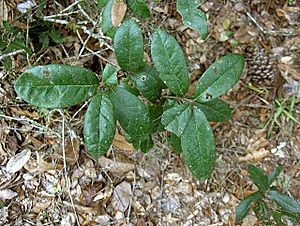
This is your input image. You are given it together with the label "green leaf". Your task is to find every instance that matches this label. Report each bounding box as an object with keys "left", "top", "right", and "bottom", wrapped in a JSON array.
[
  {"left": 39, "top": 32, "right": 49, "bottom": 51},
  {"left": 194, "top": 99, "right": 232, "bottom": 122},
  {"left": 151, "top": 29, "right": 189, "bottom": 97},
  {"left": 272, "top": 211, "right": 283, "bottom": 226},
  {"left": 170, "top": 133, "right": 182, "bottom": 154},
  {"left": 119, "top": 80, "right": 140, "bottom": 96},
  {"left": 267, "top": 165, "right": 282, "bottom": 186},
  {"left": 176, "top": 0, "right": 208, "bottom": 39},
  {"left": 114, "top": 19, "right": 144, "bottom": 72},
  {"left": 97, "top": 0, "right": 108, "bottom": 10},
  {"left": 3, "top": 57, "right": 12, "bottom": 72},
  {"left": 276, "top": 210, "right": 300, "bottom": 223},
  {"left": 14, "top": 64, "right": 99, "bottom": 109},
  {"left": 101, "top": 0, "right": 117, "bottom": 38},
  {"left": 163, "top": 99, "right": 178, "bottom": 111},
  {"left": 108, "top": 87, "right": 150, "bottom": 141},
  {"left": 8, "top": 39, "right": 31, "bottom": 53},
  {"left": 236, "top": 192, "right": 262, "bottom": 223},
  {"left": 133, "top": 135, "right": 154, "bottom": 153},
  {"left": 161, "top": 103, "right": 192, "bottom": 137},
  {"left": 102, "top": 64, "right": 118, "bottom": 86},
  {"left": 193, "top": 54, "right": 245, "bottom": 102},
  {"left": 127, "top": 0, "right": 151, "bottom": 18},
  {"left": 267, "top": 190, "right": 300, "bottom": 214},
  {"left": 253, "top": 200, "right": 272, "bottom": 224},
  {"left": 248, "top": 165, "right": 269, "bottom": 193},
  {"left": 83, "top": 94, "right": 116, "bottom": 158},
  {"left": 181, "top": 107, "right": 216, "bottom": 180},
  {"left": 148, "top": 103, "right": 164, "bottom": 133},
  {"left": 132, "top": 65, "right": 165, "bottom": 102},
  {"left": 49, "top": 28, "right": 62, "bottom": 44}
]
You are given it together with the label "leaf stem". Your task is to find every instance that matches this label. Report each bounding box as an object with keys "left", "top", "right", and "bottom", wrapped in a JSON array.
[{"left": 161, "top": 95, "right": 195, "bottom": 105}]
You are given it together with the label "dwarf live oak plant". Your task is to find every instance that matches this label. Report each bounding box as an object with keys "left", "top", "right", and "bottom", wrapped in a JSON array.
[
  {"left": 14, "top": 19, "right": 245, "bottom": 180},
  {"left": 236, "top": 165, "right": 300, "bottom": 225}
]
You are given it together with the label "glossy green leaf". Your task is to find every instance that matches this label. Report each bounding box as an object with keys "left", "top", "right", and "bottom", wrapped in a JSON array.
[
  {"left": 103, "top": 64, "right": 118, "bottom": 86},
  {"left": 114, "top": 19, "right": 144, "bottom": 72},
  {"left": 108, "top": 87, "right": 150, "bottom": 141},
  {"left": 248, "top": 165, "right": 269, "bottom": 193},
  {"left": 236, "top": 192, "right": 262, "bottom": 223},
  {"left": 267, "top": 190, "right": 300, "bottom": 214},
  {"left": 83, "top": 94, "right": 116, "bottom": 158},
  {"left": 194, "top": 99, "right": 232, "bottom": 122},
  {"left": 151, "top": 29, "right": 189, "bottom": 97},
  {"left": 170, "top": 133, "right": 182, "bottom": 154},
  {"left": 181, "top": 108, "right": 216, "bottom": 180},
  {"left": 119, "top": 80, "right": 140, "bottom": 96},
  {"left": 267, "top": 165, "right": 282, "bottom": 186},
  {"left": 14, "top": 64, "right": 98, "bottom": 109},
  {"left": 176, "top": 0, "right": 208, "bottom": 39},
  {"left": 101, "top": 0, "right": 117, "bottom": 38},
  {"left": 194, "top": 54, "right": 245, "bottom": 102},
  {"left": 127, "top": 0, "right": 151, "bottom": 18},
  {"left": 163, "top": 99, "right": 178, "bottom": 111},
  {"left": 161, "top": 103, "right": 191, "bottom": 137},
  {"left": 148, "top": 103, "right": 164, "bottom": 133},
  {"left": 132, "top": 65, "right": 165, "bottom": 102}
]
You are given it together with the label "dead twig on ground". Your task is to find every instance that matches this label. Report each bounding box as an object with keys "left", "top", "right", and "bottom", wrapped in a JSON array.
[
  {"left": 59, "top": 110, "right": 81, "bottom": 226},
  {"left": 245, "top": 11, "right": 300, "bottom": 36}
]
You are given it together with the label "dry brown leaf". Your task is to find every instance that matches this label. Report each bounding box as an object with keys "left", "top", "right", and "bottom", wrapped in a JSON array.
[
  {"left": 113, "top": 134, "right": 134, "bottom": 151},
  {"left": 245, "top": 129, "right": 269, "bottom": 153},
  {"left": 79, "top": 182, "right": 103, "bottom": 206},
  {"left": 111, "top": 0, "right": 127, "bottom": 27},
  {"left": 98, "top": 156, "right": 134, "bottom": 175},
  {"left": 6, "top": 149, "right": 31, "bottom": 174},
  {"left": 111, "top": 181, "right": 132, "bottom": 212},
  {"left": 238, "top": 148, "right": 270, "bottom": 162},
  {"left": 32, "top": 201, "right": 51, "bottom": 213},
  {"left": 24, "top": 152, "right": 62, "bottom": 173},
  {"left": 63, "top": 201, "right": 96, "bottom": 213},
  {"left": 10, "top": 107, "right": 39, "bottom": 119},
  {"left": 278, "top": 63, "right": 300, "bottom": 81},
  {"left": 52, "top": 137, "right": 80, "bottom": 166}
]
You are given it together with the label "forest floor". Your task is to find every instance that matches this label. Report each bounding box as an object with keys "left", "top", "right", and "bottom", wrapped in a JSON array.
[{"left": 0, "top": 0, "right": 300, "bottom": 225}]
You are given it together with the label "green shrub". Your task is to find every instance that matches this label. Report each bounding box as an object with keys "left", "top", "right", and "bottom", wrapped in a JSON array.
[{"left": 236, "top": 165, "right": 300, "bottom": 225}]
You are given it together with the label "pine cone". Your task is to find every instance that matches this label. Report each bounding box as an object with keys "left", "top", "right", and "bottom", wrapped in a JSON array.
[{"left": 245, "top": 46, "right": 277, "bottom": 85}]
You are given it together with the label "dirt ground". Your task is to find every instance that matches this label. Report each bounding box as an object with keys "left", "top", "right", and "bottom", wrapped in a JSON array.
[{"left": 0, "top": 0, "right": 300, "bottom": 225}]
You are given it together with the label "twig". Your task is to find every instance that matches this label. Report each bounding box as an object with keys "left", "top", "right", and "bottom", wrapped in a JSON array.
[
  {"left": 126, "top": 154, "right": 137, "bottom": 223},
  {"left": 0, "top": 49, "right": 26, "bottom": 61},
  {"left": 0, "top": 114, "right": 59, "bottom": 136},
  {"left": 42, "top": 17, "right": 113, "bottom": 50},
  {"left": 77, "top": 3, "right": 95, "bottom": 25},
  {"left": 43, "top": 10, "right": 80, "bottom": 19},
  {"left": 158, "top": 162, "right": 167, "bottom": 225},
  {"left": 60, "top": 0, "right": 83, "bottom": 13},
  {"left": 59, "top": 110, "right": 81, "bottom": 226},
  {"left": 26, "top": 18, "right": 31, "bottom": 66},
  {"left": 245, "top": 11, "right": 300, "bottom": 36}
]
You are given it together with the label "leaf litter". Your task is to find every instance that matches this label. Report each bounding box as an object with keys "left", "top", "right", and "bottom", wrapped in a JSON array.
[{"left": 0, "top": 0, "right": 299, "bottom": 225}]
